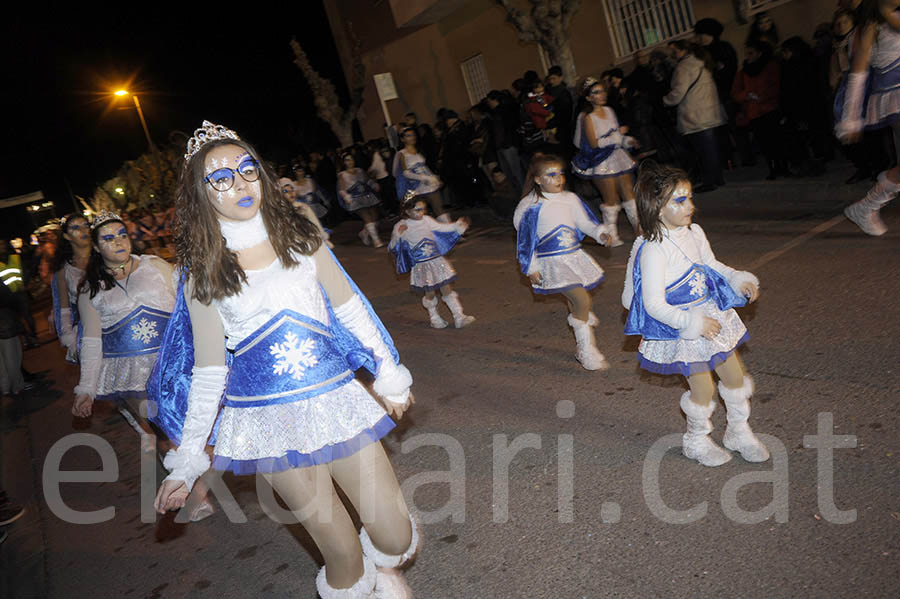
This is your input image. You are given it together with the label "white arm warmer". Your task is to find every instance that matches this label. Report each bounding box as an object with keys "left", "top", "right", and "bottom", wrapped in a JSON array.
[
  {"left": 334, "top": 295, "right": 412, "bottom": 406},
  {"left": 836, "top": 71, "right": 867, "bottom": 139},
  {"left": 162, "top": 365, "right": 227, "bottom": 491},
  {"left": 74, "top": 337, "right": 102, "bottom": 398},
  {"left": 58, "top": 308, "right": 76, "bottom": 348},
  {"left": 693, "top": 225, "right": 759, "bottom": 297}
]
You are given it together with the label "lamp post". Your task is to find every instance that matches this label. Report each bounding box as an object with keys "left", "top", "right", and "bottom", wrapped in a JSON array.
[{"left": 114, "top": 89, "right": 156, "bottom": 152}]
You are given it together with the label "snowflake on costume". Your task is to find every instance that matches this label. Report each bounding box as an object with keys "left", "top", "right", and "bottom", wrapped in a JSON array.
[
  {"left": 689, "top": 271, "right": 707, "bottom": 297},
  {"left": 557, "top": 229, "right": 577, "bottom": 247},
  {"left": 270, "top": 332, "right": 319, "bottom": 381},
  {"left": 131, "top": 318, "right": 159, "bottom": 344},
  {"left": 419, "top": 243, "right": 435, "bottom": 258}
]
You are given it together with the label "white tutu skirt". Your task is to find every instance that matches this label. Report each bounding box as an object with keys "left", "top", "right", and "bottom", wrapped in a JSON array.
[
  {"left": 638, "top": 301, "right": 748, "bottom": 376},
  {"left": 95, "top": 353, "right": 157, "bottom": 401},
  {"left": 410, "top": 257, "right": 457, "bottom": 292},
  {"left": 572, "top": 148, "right": 636, "bottom": 179},
  {"left": 212, "top": 379, "right": 394, "bottom": 475},
  {"left": 344, "top": 191, "right": 381, "bottom": 213},
  {"left": 531, "top": 249, "right": 605, "bottom": 295},
  {"left": 864, "top": 88, "right": 900, "bottom": 129}
]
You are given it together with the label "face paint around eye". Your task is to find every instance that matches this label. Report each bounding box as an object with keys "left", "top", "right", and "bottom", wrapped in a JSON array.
[{"left": 673, "top": 195, "right": 689, "bottom": 204}]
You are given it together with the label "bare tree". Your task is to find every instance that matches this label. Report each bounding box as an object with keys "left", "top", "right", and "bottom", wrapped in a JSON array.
[
  {"left": 496, "top": 0, "right": 582, "bottom": 85},
  {"left": 290, "top": 37, "right": 365, "bottom": 147}
]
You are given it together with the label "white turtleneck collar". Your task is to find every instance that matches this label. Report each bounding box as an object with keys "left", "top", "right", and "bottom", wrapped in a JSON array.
[{"left": 218, "top": 210, "right": 269, "bottom": 251}]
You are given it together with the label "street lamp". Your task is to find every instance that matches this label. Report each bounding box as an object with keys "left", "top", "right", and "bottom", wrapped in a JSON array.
[{"left": 114, "top": 89, "right": 155, "bottom": 151}]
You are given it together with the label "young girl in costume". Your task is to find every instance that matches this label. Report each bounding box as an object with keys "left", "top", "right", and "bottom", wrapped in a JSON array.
[
  {"left": 513, "top": 153, "right": 611, "bottom": 371},
  {"left": 289, "top": 163, "right": 330, "bottom": 221},
  {"left": 389, "top": 193, "right": 474, "bottom": 329},
  {"left": 50, "top": 213, "right": 91, "bottom": 363},
  {"left": 393, "top": 127, "right": 450, "bottom": 223},
  {"left": 152, "top": 121, "right": 419, "bottom": 598},
  {"left": 836, "top": 0, "right": 900, "bottom": 235},
  {"left": 279, "top": 177, "right": 333, "bottom": 248},
  {"left": 622, "top": 162, "right": 768, "bottom": 466},
  {"left": 337, "top": 152, "right": 384, "bottom": 248},
  {"left": 572, "top": 78, "right": 640, "bottom": 247}
]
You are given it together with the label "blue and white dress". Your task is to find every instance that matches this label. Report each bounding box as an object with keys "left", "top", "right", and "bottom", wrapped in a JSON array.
[
  {"left": 338, "top": 168, "right": 381, "bottom": 212},
  {"left": 389, "top": 216, "right": 465, "bottom": 292},
  {"left": 88, "top": 255, "right": 174, "bottom": 401},
  {"left": 513, "top": 190, "right": 607, "bottom": 294},
  {"left": 835, "top": 22, "right": 900, "bottom": 132},
  {"left": 622, "top": 224, "right": 755, "bottom": 376},
  {"left": 294, "top": 177, "right": 330, "bottom": 220},
  {"left": 571, "top": 110, "right": 637, "bottom": 179},
  {"left": 393, "top": 150, "right": 441, "bottom": 200}
]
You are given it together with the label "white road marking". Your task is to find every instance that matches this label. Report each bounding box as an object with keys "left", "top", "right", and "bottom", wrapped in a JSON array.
[{"left": 746, "top": 214, "right": 847, "bottom": 271}]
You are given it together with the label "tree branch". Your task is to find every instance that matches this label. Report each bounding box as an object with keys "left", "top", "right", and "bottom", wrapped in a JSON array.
[{"left": 496, "top": 0, "right": 540, "bottom": 42}]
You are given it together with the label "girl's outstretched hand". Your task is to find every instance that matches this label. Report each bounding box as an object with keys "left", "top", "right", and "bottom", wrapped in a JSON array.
[
  {"left": 740, "top": 280, "right": 760, "bottom": 303},
  {"left": 528, "top": 272, "right": 543, "bottom": 286},
  {"left": 700, "top": 316, "right": 722, "bottom": 340}
]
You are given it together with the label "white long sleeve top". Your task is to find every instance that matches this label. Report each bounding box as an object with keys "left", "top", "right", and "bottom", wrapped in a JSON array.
[
  {"left": 622, "top": 224, "right": 757, "bottom": 337},
  {"left": 513, "top": 190, "right": 607, "bottom": 275},
  {"left": 388, "top": 215, "right": 467, "bottom": 251}
]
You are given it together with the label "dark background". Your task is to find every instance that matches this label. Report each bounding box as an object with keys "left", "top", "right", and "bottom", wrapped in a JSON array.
[{"left": 0, "top": 8, "right": 347, "bottom": 236}]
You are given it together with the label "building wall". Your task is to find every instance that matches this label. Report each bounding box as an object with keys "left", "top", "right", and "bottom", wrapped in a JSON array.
[{"left": 349, "top": 0, "right": 837, "bottom": 141}]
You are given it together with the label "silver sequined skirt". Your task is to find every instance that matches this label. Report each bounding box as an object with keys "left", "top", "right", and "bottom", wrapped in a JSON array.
[
  {"left": 410, "top": 257, "right": 457, "bottom": 292},
  {"left": 532, "top": 249, "right": 605, "bottom": 294}
]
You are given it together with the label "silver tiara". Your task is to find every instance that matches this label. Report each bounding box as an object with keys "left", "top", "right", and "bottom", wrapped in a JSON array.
[
  {"left": 91, "top": 210, "right": 123, "bottom": 231},
  {"left": 582, "top": 76, "right": 599, "bottom": 93},
  {"left": 184, "top": 120, "right": 240, "bottom": 161}
]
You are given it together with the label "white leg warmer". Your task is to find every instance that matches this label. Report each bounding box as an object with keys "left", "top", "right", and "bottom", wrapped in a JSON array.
[
  {"left": 359, "top": 514, "right": 419, "bottom": 599},
  {"left": 844, "top": 171, "right": 899, "bottom": 236},
  {"left": 679, "top": 392, "right": 732, "bottom": 467},
  {"left": 441, "top": 291, "right": 475, "bottom": 328},
  {"left": 719, "top": 376, "right": 770, "bottom": 462},
  {"left": 316, "top": 557, "right": 377, "bottom": 599},
  {"left": 421, "top": 296, "right": 448, "bottom": 329},
  {"left": 599, "top": 204, "right": 623, "bottom": 247},
  {"left": 437, "top": 213, "right": 453, "bottom": 224},
  {"left": 365, "top": 222, "right": 384, "bottom": 248},
  {"left": 567, "top": 313, "right": 608, "bottom": 371},
  {"left": 621, "top": 199, "right": 640, "bottom": 233}
]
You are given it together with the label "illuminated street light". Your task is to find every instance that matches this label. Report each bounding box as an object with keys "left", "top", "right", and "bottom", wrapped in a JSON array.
[
  {"left": 115, "top": 187, "right": 124, "bottom": 195},
  {"left": 113, "top": 89, "right": 155, "bottom": 151}
]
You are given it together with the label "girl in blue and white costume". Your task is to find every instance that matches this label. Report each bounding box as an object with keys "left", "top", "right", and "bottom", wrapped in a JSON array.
[
  {"left": 571, "top": 78, "right": 640, "bottom": 247},
  {"left": 279, "top": 177, "right": 333, "bottom": 248},
  {"left": 393, "top": 127, "right": 451, "bottom": 223},
  {"left": 152, "top": 122, "right": 419, "bottom": 599},
  {"left": 836, "top": 0, "right": 900, "bottom": 235},
  {"left": 513, "top": 153, "right": 611, "bottom": 371},
  {"left": 338, "top": 152, "right": 384, "bottom": 248},
  {"left": 622, "top": 162, "right": 768, "bottom": 467},
  {"left": 389, "top": 193, "right": 474, "bottom": 329},
  {"left": 50, "top": 213, "right": 90, "bottom": 363}
]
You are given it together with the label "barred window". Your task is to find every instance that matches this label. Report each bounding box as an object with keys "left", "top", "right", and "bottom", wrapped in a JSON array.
[
  {"left": 602, "top": 0, "right": 696, "bottom": 60},
  {"left": 460, "top": 54, "right": 491, "bottom": 105},
  {"left": 740, "top": 0, "right": 794, "bottom": 19}
]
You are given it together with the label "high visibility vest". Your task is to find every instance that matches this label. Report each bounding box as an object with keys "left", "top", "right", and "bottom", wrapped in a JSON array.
[{"left": 0, "top": 254, "right": 24, "bottom": 292}]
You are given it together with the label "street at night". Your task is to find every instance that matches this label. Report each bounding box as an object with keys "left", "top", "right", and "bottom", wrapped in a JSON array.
[{"left": 2, "top": 163, "right": 898, "bottom": 598}]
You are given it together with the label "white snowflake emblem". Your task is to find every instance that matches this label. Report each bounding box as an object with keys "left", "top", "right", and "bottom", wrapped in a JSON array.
[
  {"left": 557, "top": 229, "right": 577, "bottom": 247},
  {"left": 689, "top": 272, "right": 707, "bottom": 296},
  {"left": 419, "top": 243, "right": 435, "bottom": 258},
  {"left": 130, "top": 318, "right": 159, "bottom": 344},
  {"left": 270, "top": 332, "right": 319, "bottom": 381}
]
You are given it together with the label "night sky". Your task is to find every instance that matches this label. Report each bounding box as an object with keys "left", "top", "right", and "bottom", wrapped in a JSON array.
[{"left": 1, "top": 8, "right": 347, "bottom": 215}]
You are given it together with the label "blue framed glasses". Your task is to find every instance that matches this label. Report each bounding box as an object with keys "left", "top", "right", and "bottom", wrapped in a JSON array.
[{"left": 205, "top": 158, "right": 260, "bottom": 192}]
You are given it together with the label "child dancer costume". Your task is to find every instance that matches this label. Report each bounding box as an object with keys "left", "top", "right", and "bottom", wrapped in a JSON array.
[
  {"left": 389, "top": 213, "right": 473, "bottom": 328},
  {"left": 51, "top": 261, "right": 84, "bottom": 363},
  {"left": 622, "top": 224, "right": 768, "bottom": 464},
  {"left": 337, "top": 168, "right": 383, "bottom": 246},
  {"left": 836, "top": 20, "right": 900, "bottom": 235},
  {"left": 392, "top": 150, "right": 450, "bottom": 223},
  {"left": 571, "top": 109, "right": 640, "bottom": 236},
  {"left": 513, "top": 189, "right": 609, "bottom": 369},
  {"left": 294, "top": 176, "right": 330, "bottom": 220}
]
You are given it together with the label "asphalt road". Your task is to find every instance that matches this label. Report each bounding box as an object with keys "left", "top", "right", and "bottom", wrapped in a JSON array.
[{"left": 2, "top": 161, "right": 898, "bottom": 598}]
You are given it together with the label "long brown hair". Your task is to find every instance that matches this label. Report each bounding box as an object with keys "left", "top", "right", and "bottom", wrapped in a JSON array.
[
  {"left": 634, "top": 161, "right": 691, "bottom": 242},
  {"left": 176, "top": 138, "right": 322, "bottom": 304},
  {"left": 521, "top": 152, "right": 567, "bottom": 199},
  {"left": 79, "top": 219, "right": 127, "bottom": 299}
]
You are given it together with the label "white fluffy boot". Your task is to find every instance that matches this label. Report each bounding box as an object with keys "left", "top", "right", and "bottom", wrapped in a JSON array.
[
  {"left": 567, "top": 313, "right": 609, "bottom": 371},
  {"left": 679, "top": 392, "right": 732, "bottom": 467},
  {"left": 844, "top": 171, "right": 900, "bottom": 236},
  {"left": 599, "top": 204, "right": 623, "bottom": 247},
  {"left": 441, "top": 291, "right": 475, "bottom": 328},
  {"left": 421, "top": 296, "right": 448, "bottom": 329},
  {"left": 365, "top": 222, "right": 385, "bottom": 248},
  {"left": 316, "top": 556, "right": 377, "bottom": 599},
  {"left": 360, "top": 515, "right": 420, "bottom": 599},
  {"left": 621, "top": 199, "right": 640, "bottom": 235},
  {"left": 437, "top": 213, "right": 453, "bottom": 224},
  {"left": 719, "top": 376, "right": 770, "bottom": 462}
]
